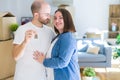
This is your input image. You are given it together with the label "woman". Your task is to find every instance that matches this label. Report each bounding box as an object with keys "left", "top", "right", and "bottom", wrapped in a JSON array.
[{"left": 33, "top": 8, "right": 81, "bottom": 80}]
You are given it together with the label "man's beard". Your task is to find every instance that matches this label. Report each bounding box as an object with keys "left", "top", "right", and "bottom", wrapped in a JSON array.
[{"left": 39, "top": 18, "right": 50, "bottom": 25}]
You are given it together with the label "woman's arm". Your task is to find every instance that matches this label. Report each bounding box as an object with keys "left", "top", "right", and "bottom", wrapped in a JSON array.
[{"left": 43, "top": 33, "right": 76, "bottom": 69}]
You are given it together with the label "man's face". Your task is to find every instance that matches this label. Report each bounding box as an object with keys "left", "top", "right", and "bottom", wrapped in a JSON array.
[{"left": 38, "top": 4, "right": 51, "bottom": 24}]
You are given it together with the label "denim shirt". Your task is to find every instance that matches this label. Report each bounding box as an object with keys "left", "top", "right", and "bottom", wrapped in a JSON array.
[{"left": 43, "top": 32, "right": 81, "bottom": 80}]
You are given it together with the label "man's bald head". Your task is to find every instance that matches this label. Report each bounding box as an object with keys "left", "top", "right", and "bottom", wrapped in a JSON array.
[{"left": 31, "top": 0, "right": 50, "bottom": 14}]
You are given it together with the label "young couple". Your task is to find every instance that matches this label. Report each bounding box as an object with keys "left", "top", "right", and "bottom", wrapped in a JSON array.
[{"left": 13, "top": 0, "right": 81, "bottom": 80}]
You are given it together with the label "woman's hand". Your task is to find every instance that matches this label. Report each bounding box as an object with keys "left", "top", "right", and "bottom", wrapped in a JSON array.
[{"left": 33, "top": 50, "right": 45, "bottom": 63}]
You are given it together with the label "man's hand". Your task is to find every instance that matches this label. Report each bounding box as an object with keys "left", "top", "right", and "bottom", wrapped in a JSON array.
[
  {"left": 24, "top": 30, "right": 36, "bottom": 44},
  {"left": 33, "top": 50, "right": 45, "bottom": 63}
]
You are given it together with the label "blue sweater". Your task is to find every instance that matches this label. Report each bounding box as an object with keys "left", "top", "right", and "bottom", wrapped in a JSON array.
[{"left": 43, "top": 32, "right": 81, "bottom": 80}]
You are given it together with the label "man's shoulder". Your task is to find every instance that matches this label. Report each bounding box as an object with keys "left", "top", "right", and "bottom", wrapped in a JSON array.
[
  {"left": 43, "top": 25, "right": 55, "bottom": 32},
  {"left": 17, "top": 22, "right": 32, "bottom": 30},
  {"left": 21, "top": 22, "right": 32, "bottom": 27},
  {"left": 43, "top": 25, "right": 56, "bottom": 37},
  {"left": 44, "top": 25, "right": 53, "bottom": 30}
]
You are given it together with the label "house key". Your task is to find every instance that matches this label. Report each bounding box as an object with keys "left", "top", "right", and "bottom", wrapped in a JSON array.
[{"left": 34, "top": 34, "right": 38, "bottom": 39}]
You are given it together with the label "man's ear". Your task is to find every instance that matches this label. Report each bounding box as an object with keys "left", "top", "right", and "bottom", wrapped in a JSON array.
[{"left": 34, "top": 13, "right": 38, "bottom": 17}]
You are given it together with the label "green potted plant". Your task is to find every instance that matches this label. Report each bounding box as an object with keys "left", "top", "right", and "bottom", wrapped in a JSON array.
[
  {"left": 10, "top": 23, "right": 19, "bottom": 32},
  {"left": 9, "top": 23, "right": 19, "bottom": 38},
  {"left": 114, "top": 34, "right": 120, "bottom": 59},
  {"left": 82, "top": 67, "right": 96, "bottom": 80},
  {"left": 113, "top": 47, "right": 120, "bottom": 59},
  {"left": 116, "top": 34, "right": 120, "bottom": 45}
]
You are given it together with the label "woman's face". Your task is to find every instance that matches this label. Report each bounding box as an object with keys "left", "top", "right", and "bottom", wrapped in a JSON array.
[{"left": 53, "top": 11, "right": 64, "bottom": 33}]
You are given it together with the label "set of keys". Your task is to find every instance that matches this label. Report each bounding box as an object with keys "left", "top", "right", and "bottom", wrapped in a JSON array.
[{"left": 34, "top": 34, "right": 38, "bottom": 39}]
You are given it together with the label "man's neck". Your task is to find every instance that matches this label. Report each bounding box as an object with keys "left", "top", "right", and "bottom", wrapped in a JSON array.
[{"left": 31, "top": 20, "right": 43, "bottom": 28}]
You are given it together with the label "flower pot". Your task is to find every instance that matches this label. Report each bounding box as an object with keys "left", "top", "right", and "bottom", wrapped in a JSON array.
[{"left": 82, "top": 76, "right": 93, "bottom": 80}]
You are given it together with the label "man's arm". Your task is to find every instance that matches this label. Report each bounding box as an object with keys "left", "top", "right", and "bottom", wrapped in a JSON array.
[
  {"left": 13, "top": 40, "right": 27, "bottom": 61},
  {"left": 13, "top": 30, "right": 36, "bottom": 61}
]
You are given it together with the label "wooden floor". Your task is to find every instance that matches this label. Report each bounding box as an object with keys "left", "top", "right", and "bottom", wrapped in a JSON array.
[
  {"left": 5, "top": 59, "right": 120, "bottom": 80},
  {"left": 80, "top": 59, "right": 120, "bottom": 80},
  {"left": 80, "top": 67, "right": 120, "bottom": 80},
  {"left": 95, "top": 68, "right": 120, "bottom": 80},
  {"left": 5, "top": 67, "right": 120, "bottom": 80}
]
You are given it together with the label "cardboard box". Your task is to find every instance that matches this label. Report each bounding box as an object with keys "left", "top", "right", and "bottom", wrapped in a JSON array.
[
  {"left": 0, "top": 40, "right": 15, "bottom": 79},
  {"left": 86, "top": 32, "right": 101, "bottom": 38},
  {"left": 0, "top": 12, "right": 17, "bottom": 40}
]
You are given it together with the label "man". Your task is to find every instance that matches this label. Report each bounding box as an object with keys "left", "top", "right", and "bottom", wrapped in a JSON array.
[{"left": 13, "top": 0, "right": 55, "bottom": 80}]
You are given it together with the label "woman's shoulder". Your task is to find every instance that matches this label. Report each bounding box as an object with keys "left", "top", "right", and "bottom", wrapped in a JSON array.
[
  {"left": 60, "top": 32, "right": 73, "bottom": 38},
  {"left": 59, "top": 32, "right": 76, "bottom": 41},
  {"left": 58, "top": 32, "right": 77, "bottom": 46}
]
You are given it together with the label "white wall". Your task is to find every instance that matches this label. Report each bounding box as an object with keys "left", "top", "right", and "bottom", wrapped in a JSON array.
[
  {"left": 74, "top": 0, "right": 120, "bottom": 38},
  {"left": 0, "top": 0, "right": 120, "bottom": 38}
]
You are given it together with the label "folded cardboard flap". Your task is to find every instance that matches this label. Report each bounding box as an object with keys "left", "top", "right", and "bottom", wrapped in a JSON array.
[{"left": 0, "top": 12, "right": 15, "bottom": 17}]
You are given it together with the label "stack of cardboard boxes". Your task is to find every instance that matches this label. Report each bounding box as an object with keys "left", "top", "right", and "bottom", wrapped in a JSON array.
[{"left": 0, "top": 12, "right": 16, "bottom": 79}]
